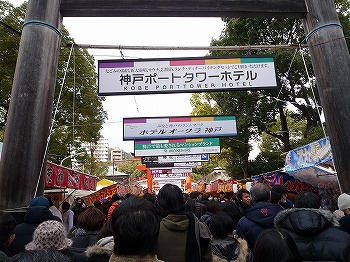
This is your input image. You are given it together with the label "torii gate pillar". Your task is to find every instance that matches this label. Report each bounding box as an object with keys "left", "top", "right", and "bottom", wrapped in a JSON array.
[
  {"left": 0, "top": 0, "right": 61, "bottom": 209},
  {"left": 303, "top": 0, "right": 350, "bottom": 193}
]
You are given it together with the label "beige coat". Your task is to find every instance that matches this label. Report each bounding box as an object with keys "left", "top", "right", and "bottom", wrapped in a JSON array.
[
  {"left": 109, "top": 253, "right": 164, "bottom": 262},
  {"left": 212, "top": 238, "right": 250, "bottom": 262}
]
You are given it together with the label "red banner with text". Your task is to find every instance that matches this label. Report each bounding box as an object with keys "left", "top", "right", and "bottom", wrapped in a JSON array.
[{"left": 45, "top": 162, "right": 97, "bottom": 191}]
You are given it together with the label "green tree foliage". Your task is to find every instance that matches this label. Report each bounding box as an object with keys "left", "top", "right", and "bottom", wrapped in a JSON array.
[
  {"left": 335, "top": 0, "right": 350, "bottom": 48},
  {"left": 0, "top": 1, "right": 108, "bottom": 175},
  {"left": 0, "top": 1, "right": 24, "bottom": 138},
  {"left": 190, "top": 8, "right": 350, "bottom": 178},
  {"left": 81, "top": 154, "right": 109, "bottom": 179},
  {"left": 116, "top": 160, "right": 144, "bottom": 178}
]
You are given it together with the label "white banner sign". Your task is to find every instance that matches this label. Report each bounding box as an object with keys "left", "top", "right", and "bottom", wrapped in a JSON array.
[
  {"left": 158, "top": 154, "right": 209, "bottom": 163},
  {"left": 152, "top": 173, "right": 189, "bottom": 178},
  {"left": 150, "top": 168, "right": 193, "bottom": 174},
  {"left": 134, "top": 138, "right": 220, "bottom": 157},
  {"left": 98, "top": 56, "right": 277, "bottom": 95},
  {"left": 124, "top": 115, "right": 237, "bottom": 140}
]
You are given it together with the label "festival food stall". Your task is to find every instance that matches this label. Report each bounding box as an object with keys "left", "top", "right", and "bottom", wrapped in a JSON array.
[
  {"left": 284, "top": 136, "right": 340, "bottom": 210},
  {"left": 44, "top": 162, "right": 97, "bottom": 204},
  {"left": 252, "top": 171, "right": 319, "bottom": 201},
  {"left": 83, "top": 182, "right": 143, "bottom": 206}
]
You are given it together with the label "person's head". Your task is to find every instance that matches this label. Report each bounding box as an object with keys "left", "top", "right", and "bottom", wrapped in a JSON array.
[
  {"left": 45, "top": 197, "right": 55, "bottom": 207},
  {"left": 143, "top": 192, "right": 156, "bottom": 204},
  {"left": 208, "top": 212, "right": 234, "bottom": 239},
  {"left": 61, "top": 201, "right": 70, "bottom": 211},
  {"left": 75, "top": 197, "right": 83, "bottom": 207},
  {"left": 25, "top": 220, "right": 72, "bottom": 251},
  {"left": 271, "top": 185, "right": 288, "bottom": 203},
  {"left": 77, "top": 207, "right": 106, "bottom": 231},
  {"left": 219, "top": 201, "right": 243, "bottom": 229},
  {"left": 205, "top": 200, "right": 220, "bottom": 214},
  {"left": 124, "top": 193, "right": 133, "bottom": 199},
  {"left": 111, "top": 194, "right": 120, "bottom": 202},
  {"left": 189, "top": 191, "right": 199, "bottom": 200},
  {"left": 237, "top": 189, "right": 251, "bottom": 205},
  {"left": 184, "top": 198, "right": 196, "bottom": 213},
  {"left": 111, "top": 196, "right": 160, "bottom": 256},
  {"left": 157, "top": 184, "right": 185, "bottom": 214},
  {"left": 219, "top": 191, "right": 226, "bottom": 199},
  {"left": 29, "top": 196, "right": 50, "bottom": 208},
  {"left": 250, "top": 183, "right": 271, "bottom": 203},
  {"left": 253, "top": 228, "right": 301, "bottom": 262},
  {"left": 338, "top": 193, "right": 350, "bottom": 214},
  {"left": 201, "top": 194, "right": 210, "bottom": 202},
  {"left": 0, "top": 211, "right": 16, "bottom": 248},
  {"left": 294, "top": 191, "right": 321, "bottom": 208},
  {"left": 94, "top": 200, "right": 102, "bottom": 208}
]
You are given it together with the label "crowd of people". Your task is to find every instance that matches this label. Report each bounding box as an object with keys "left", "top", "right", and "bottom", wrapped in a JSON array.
[{"left": 1, "top": 183, "right": 350, "bottom": 261}]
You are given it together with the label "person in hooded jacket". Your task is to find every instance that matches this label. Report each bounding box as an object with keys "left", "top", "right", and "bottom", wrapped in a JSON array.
[
  {"left": 0, "top": 211, "right": 16, "bottom": 261},
  {"left": 71, "top": 197, "right": 85, "bottom": 226},
  {"left": 107, "top": 194, "right": 120, "bottom": 220},
  {"left": 69, "top": 207, "right": 106, "bottom": 262},
  {"left": 337, "top": 193, "right": 350, "bottom": 235},
  {"left": 156, "top": 184, "right": 212, "bottom": 262},
  {"left": 236, "top": 183, "right": 283, "bottom": 249},
  {"left": 209, "top": 212, "right": 252, "bottom": 262},
  {"left": 199, "top": 200, "right": 220, "bottom": 226},
  {"left": 8, "top": 196, "right": 58, "bottom": 256},
  {"left": 109, "top": 196, "right": 163, "bottom": 262},
  {"left": 85, "top": 219, "right": 114, "bottom": 262},
  {"left": 274, "top": 191, "right": 350, "bottom": 262}
]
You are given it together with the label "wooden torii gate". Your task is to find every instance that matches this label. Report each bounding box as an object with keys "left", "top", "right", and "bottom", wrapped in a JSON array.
[{"left": 0, "top": 0, "right": 349, "bottom": 209}]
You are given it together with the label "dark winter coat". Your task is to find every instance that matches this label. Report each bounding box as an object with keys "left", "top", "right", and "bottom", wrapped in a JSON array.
[
  {"left": 339, "top": 214, "right": 350, "bottom": 235},
  {"left": 69, "top": 228, "right": 99, "bottom": 262},
  {"left": 157, "top": 213, "right": 212, "bottom": 262},
  {"left": 236, "top": 202, "right": 283, "bottom": 249},
  {"left": 0, "top": 249, "right": 8, "bottom": 262},
  {"left": 199, "top": 212, "right": 214, "bottom": 226},
  {"left": 8, "top": 206, "right": 56, "bottom": 256},
  {"left": 86, "top": 236, "right": 113, "bottom": 262},
  {"left": 71, "top": 204, "right": 84, "bottom": 225},
  {"left": 211, "top": 237, "right": 252, "bottom": 262},
  {"left": 274, "top": 208, "right": 350, "bottom": 262}
]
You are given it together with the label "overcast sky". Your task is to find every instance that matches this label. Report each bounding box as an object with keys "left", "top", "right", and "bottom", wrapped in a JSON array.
[
  {"left": 11, "top": 0, "right": 225, "bottom": 153},
  {"left": 62, "top": 16, "right": 224, "bottom": 152}
]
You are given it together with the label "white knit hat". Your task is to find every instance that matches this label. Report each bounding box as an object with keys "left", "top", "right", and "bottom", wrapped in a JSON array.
[
  {"left": 338, "top": 193, "right": 350, "bottom": 211},
  {"left": 25, "top": 220, "right": 72, "bottom": 250}
]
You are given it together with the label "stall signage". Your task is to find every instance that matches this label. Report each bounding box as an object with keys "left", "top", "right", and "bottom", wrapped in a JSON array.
[{"left": 45, "top": 162, "right": 97, "bottom": 191}]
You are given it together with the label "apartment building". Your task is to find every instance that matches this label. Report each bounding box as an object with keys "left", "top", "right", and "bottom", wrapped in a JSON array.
[
  {"left": 111, "top": 147, "right": 126, "bottom": 163},
  {"left": 82, "top": 137, "right": 109, "bottom": 162}
]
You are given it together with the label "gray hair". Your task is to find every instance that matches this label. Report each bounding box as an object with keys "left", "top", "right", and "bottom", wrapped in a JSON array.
[{"left": 250, "top": 183, "right": 271, "bottom": 203}]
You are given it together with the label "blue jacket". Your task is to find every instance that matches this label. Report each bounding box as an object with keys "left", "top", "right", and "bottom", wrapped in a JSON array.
[{"left": 236, "top": 202, "right": 283, "bottom": 249}]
